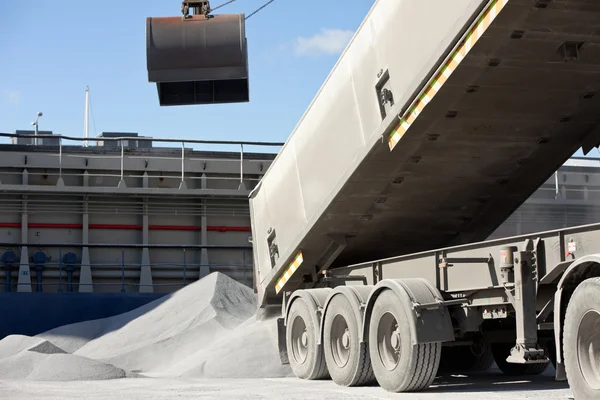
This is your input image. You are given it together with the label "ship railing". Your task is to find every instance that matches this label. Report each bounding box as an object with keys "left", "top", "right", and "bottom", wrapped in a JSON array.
[{"left": 0, "top": 132, "right": 284, "bottom": 190}]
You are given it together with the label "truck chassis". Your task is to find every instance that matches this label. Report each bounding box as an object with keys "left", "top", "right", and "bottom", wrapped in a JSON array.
[{"left": 276, "top": 222, "right": 600, "bottom": 399}]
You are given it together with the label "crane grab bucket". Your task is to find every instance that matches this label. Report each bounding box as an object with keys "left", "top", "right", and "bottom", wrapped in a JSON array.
[{"left": 146, "top": 14, "right": 249, "bottom": 106}]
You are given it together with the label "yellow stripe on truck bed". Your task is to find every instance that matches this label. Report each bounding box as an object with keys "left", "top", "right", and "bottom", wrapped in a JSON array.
[
  {"left": 388, "top": 0, "right": 509, "bottom": 151},
  {"left": 275, "top": 251, "right": 304, "bottom": 294}
]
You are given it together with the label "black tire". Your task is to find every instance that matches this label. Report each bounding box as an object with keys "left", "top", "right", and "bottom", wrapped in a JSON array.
[
  {"left": 286, "top": 298, "right": 329, "bottom": 380},
  {"left": 543, "top": 339, "right": 557, "bottom": 370},
  {"left": 491, "top": 343, "right": 549, "bottom": 376},
  {"left": 563, "top": 277, "right": 600, "bottom": 400},
  {"left": 368, "top": 289, "right": 441, "bottom": 392},
  {"left": 323, "top": 294, "right": 375, "bottom": 386},
  {"left": 439, "top": 339, "right": 494, "bottom": 374}
]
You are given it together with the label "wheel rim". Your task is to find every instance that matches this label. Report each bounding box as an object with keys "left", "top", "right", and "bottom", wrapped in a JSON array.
[
  {"left": 330, "top": 314, "right": 351, "bottom": 368},
  {"left": 377, "top": 311, "right": 401, "bottom": 371},
  {"left": 577, "top": 309, "right": 600, "bottom": 390},
  {"left": 291, "top": 315, "right": 309, "bottom": 365}
]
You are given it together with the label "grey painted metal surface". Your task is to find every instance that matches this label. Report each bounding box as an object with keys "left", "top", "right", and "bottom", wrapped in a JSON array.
[
  {"left": 0, "top": 142, "right": 277, "bottom": 293},
  {"left": 146, "top": 14, "right": 249, "bottom": 105},
  {"left": 250, "top": 0, "right": 600, "bottom": 306},
  {"left": 336, "top": 221, "right": 600, "bottom": 299}
]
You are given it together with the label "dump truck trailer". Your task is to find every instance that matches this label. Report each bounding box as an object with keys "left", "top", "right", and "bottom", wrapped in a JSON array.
[{"left": 246, "top": 0, "right": 600, "bottom": 398}]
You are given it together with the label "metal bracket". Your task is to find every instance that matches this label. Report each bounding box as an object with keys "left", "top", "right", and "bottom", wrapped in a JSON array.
[
  {"left": 321, "top": 270, "right": 367, "bottom": 287},
  {"left": 182, "top": 1, "right": 212, "bottom": 19},
  {"left": 559, "top": 41, "right": 584, "bottom": 62},
  {"left": 506, "top": 343, "right": 548, "bottom": 365},
  {"left": 266, "top": 228, "right": 279, "bottom": 269},
  {"left": 375, "top": 70, "right": 394, "bottom": 120},
  {"left": 438, "top": 255, "right": 492, "bottom": 268}
]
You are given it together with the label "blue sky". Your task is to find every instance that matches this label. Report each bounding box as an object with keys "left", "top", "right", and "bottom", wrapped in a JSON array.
[{"left": 0, "top": 0, "right": 374, "bottom": 152}]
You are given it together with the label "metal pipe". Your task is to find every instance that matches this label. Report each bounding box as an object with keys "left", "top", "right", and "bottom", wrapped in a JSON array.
[
  {"left": 59, "top": 139, "right": 63, "bottom": 180},
  {"left": 4, "top": 270, "right": 11, "bottom": 292},
  {"left": 84, "top": 86, "right": 90, "bottom": 147},
  {"left": 36, "top": 268, "right": 43, "bottom": 293},
  {"left": 240, "top": 144, "right": 244, "bottom": 184},
  {"left": 183, "top": 248, "right": 187, "bottom": 285},
  {"left": 58, "top": 248, "right": 63, "bottom": 292},
  {"left": 0, "top": 132, "right": 284, "bottom": 147},
  {"left": 25, "top": 270, "right": 209, "bottom": 280},
  {"left": 181, "top": 142, "right": 185, "bottom": 183},
  {"left": 121, "top": 248, "right": 125, "bottom": 292},
  {"left": 120, "top": 142, "right": 124, "bottom": 182},
  {"left": 32, "top": 266, "right": 249, "bottom": 279},
  {"left": 67, "top": 268, "right": 73, "bottom": 292},
  {"left": 0, "top": 223, "right": 252, "bottom": 232},
  {"left": 0, "top": 242, "right": 252, "bottom": 249}
]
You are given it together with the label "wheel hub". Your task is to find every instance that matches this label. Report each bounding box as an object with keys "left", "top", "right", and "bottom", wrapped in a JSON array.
[
  {"left": 330, "top": 314, "right": 351, "bottom": 368},
  {"left": 578, "top": 309, "right": 600, "bottom": 390},
  {"left": 390, "top": 330, "right": 401, "bottom": 351},
  {"left": 291, "top": 316, "right": 309, "bottom": 365},
  {"left": 301, "top": 331, "right": 308, "bottom": 347},
  {"left": 377, "top": 312, "right": 401, "bottom": 371},
  {"left": 341, "top": 329, "right": 350, "bottom": 349}
]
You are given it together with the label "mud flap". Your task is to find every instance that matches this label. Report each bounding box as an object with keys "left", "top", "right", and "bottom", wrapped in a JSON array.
[{"left": 277, "top": 317, "right": 289, "bottom": 365}]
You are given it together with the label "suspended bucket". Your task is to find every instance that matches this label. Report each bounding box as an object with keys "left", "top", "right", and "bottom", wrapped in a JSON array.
[{"left": 146, "top": 14, "right": 249, "bottom": 106}]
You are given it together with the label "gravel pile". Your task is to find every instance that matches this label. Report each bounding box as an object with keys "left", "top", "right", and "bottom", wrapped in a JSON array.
[
  {"left": 0, "top": 272, "right": 287, "bottom": 381},
  {"left": 167, "top": 314, "right": 294, "bottom": 379},
  {"left": 0, "top": 337, "right": 125, "bottom": 381}
]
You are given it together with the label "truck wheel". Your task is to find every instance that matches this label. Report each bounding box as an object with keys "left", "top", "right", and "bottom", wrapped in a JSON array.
[
  {"left": 490, "top": 343, "right": 549, "bottom": 376},
  {"left": 563, "top": 277, "right": 600, "bottom": 400},
  {"left": 439, "top": 339, "right": 494, "bottom": 373},
  {"left": 286, "top": 298, "right": 329, "bottom": 380},
  {"left": 543, "top": 339, "right": 557, "bottom": 370},
  {"left": 368, "top": 289, "right": 441, "bottom": 392},
  {"left": 323, "top": 294, "right": 375, "bottom": 386}
]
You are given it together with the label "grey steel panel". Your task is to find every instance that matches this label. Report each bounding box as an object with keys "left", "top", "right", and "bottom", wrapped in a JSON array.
[
  {"left": 250, "top": 0, "right": 488, "bottom": 301},
  {"left": 251, "top": 0, "right": 600, "bottom": 305},
  {"left": 337, "top": 222, "right": 600, "bottom": 300}
]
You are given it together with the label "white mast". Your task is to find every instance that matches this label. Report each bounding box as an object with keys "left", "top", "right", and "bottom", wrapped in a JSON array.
[{"left": 84, "top": 86, "right": 90, "bottom": 147}]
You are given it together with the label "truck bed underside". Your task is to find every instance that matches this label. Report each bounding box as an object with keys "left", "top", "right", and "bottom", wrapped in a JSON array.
[{"left": 307, "top": 0, "right": 600, "bottom": 270}]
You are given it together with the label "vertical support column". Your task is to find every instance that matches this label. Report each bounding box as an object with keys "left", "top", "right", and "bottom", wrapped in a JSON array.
[
  {"left": 506, "top": 248, "right": 547, "bottom": 365},
  {"left": 139, "top": 198, "right": 153, "bottom": 292},
  {"left": 17, "top": 196, "right": 31, "bottom": 292},
  {"left": 238, "top": 144, "right": 246, "bottom": 190},
  {"left": 199, "top": 174, "right": 209, "bottom": 279},
  {"left": 56, "top": 139, "right": 65, "bottom": 187},
  {"left": 179, "top": 142, "right": 187, "bottom": 190},
  {"left": 79, "top": 197, "right": 93, "bottom": 292},
  {"left": 118, "top": 142, "right": 127, "bottom": 189}
]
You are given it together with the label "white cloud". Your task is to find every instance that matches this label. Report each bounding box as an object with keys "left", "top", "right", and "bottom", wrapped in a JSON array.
[
  {"left": 293, "top": 29, "right": 354, "bottom": 57},
  {"left": 4, "top": 90, "right": 21, "bottom": 105}
]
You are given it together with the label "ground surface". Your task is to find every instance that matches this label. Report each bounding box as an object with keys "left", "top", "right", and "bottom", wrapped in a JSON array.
[{"left": 0, "top": 368, "right": 573, "bottom": 400}]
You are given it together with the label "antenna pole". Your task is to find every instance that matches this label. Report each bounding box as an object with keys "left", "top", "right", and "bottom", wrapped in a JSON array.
[{"left": 84, "top": 86, "right": 90, "bottom": 147}]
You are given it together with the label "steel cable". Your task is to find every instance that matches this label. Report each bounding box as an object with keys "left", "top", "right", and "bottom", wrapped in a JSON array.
[{"left": 210, "top": 0, "right": 278, "bottom": 20}]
